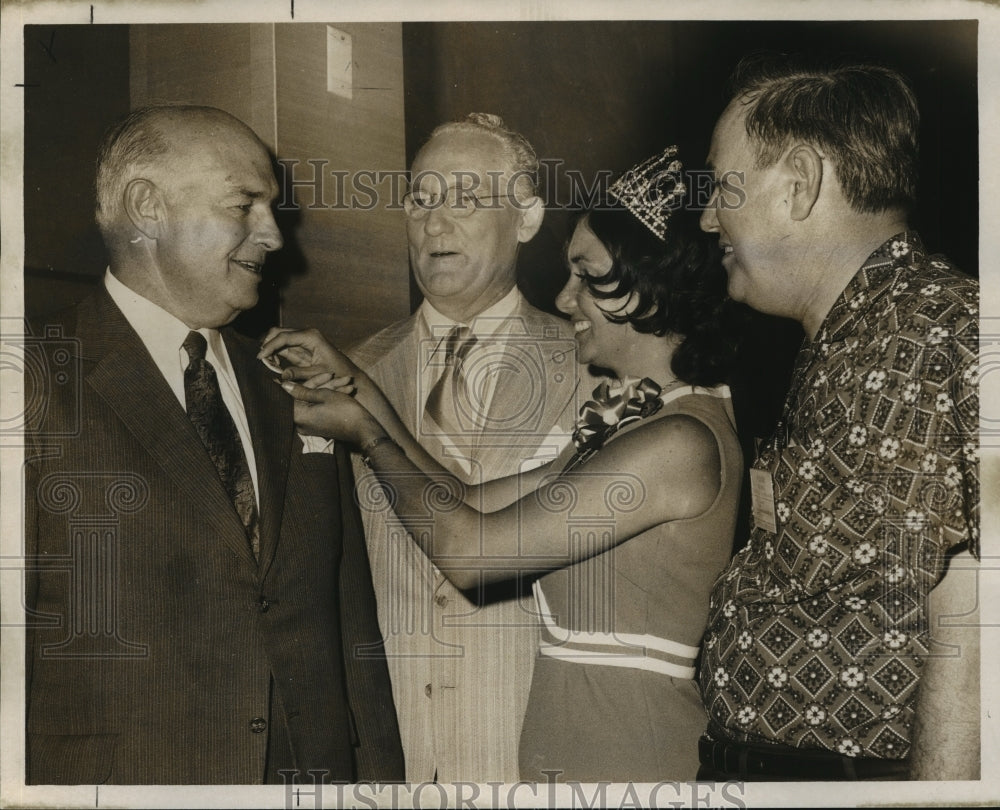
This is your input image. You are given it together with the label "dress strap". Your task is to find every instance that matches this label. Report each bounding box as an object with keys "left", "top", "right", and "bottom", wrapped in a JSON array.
[{"left": 659, "top": 383, "right": 732, "bottom": 406}]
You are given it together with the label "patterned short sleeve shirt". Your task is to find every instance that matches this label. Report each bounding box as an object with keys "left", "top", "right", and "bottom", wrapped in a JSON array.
[{"left": 699, "top": 233, "right": 979, "bottom": 759}]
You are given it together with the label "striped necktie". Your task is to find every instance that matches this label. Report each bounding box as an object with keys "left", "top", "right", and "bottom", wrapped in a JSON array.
[{"left": 423, "top": 324, "right": 478, "bottom": 441}]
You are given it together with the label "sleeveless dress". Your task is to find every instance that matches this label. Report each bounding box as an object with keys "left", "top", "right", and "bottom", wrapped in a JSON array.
[{"left": 518, "top": 384, "right": 742, "bottom": 782}]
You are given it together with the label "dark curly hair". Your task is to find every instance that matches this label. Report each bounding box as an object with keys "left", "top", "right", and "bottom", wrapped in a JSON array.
[{"left": 573, "top": 201, "right": 735, "bottom": 387}]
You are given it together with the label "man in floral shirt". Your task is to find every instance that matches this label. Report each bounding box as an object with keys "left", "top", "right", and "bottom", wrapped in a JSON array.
[{"left": 698, "top": 57, "right": 979, "bottom": 781}]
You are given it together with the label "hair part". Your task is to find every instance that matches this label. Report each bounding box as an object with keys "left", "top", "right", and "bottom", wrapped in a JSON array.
[
  {"left": 577, "top": 203, "right": 734, "bottom": 387},
  {"left": 728, "top": 54, "right": 919, "bottom": 214},
  {"left": 427, "top": 112, "right": 539, "bottom": 200}
]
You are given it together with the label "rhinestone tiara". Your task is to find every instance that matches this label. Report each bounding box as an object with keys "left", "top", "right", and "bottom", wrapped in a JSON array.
[{"left": 607, "top": 145, "right": 687, "bottom": 241}]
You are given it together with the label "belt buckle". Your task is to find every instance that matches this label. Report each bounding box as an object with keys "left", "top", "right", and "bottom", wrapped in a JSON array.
[
  {"left": 708, "top": 739, "right": 726, "bottom": 773},
  {"left": 722, "top": 742, "right": 742, "bottom": 777}
]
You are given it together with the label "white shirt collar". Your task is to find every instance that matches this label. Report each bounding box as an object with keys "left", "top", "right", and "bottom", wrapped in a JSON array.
[
  {"left": 104, "top": 269, "right": 236, "bottom": 407},
  {"left": 419, "top": 286, "right": 522, "bottom": 339}
]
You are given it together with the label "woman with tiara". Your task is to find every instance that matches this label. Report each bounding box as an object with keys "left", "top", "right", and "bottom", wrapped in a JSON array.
[{"left": 262, "top": 147, "right": 742, "bottom": 781}]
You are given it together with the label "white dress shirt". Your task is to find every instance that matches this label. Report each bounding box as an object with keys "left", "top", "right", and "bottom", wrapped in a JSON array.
[{"left": 105, "top": 270, "right": 262, "bottom": 503}]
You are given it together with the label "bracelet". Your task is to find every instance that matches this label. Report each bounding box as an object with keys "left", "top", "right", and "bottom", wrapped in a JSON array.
[{"left": 360, "top": 434, "right": 397, "bottom": 467}]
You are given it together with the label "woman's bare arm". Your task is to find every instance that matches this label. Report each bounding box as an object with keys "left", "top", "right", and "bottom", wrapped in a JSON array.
[
  {"left": 261, "top": 326, "right": 559, "bottom": 512},
  {"left": 288, "top": 380, "right": 722, "bottom": 590}
]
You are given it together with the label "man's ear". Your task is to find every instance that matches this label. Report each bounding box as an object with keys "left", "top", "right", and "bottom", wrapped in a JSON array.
[
  {"left": 123, "top": 178, "right": 166, "bottom": 239},
  {"left": 783, "top": 143, "right": 824, "bottom": 222},
  {"left": 516, "top": 196, "right": 545, "bottom": 243}
]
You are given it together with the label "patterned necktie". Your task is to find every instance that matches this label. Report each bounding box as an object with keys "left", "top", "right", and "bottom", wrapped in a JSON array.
[
  {"left": 423, "top": 325, "right": 478, "bottom": 441},
  {"left": 182, "top": 331, "right": 260, "bottom": 559}
]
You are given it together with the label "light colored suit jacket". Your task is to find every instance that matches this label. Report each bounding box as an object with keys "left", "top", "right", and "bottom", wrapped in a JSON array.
[
  {"left": 24, "top": 290, "right": 404, "bottom": 784},
  {"left": 348, "top": 293, "right": 591, "bottom": 782}
]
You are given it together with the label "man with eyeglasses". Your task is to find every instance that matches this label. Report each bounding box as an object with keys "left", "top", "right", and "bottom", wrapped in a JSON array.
[{"left": 347, "top": 113, "right": 589, "bottom": 783}]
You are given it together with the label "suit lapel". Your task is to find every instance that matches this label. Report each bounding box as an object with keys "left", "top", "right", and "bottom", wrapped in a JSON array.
[
  {"left": 521, "top": 304, "right": 588, "bottom": 431},
  {"left": 472, "top": 302, "right": 576, "bottom": 475},
  {"left": 475, "top": 373, "right": 545, "bottom": 477},
  {"left": 363, "top": 316, "right": 442, "bottom": 584},
  {"left": 225, "top": 331, "right": 292, "bottom": 578},
  {"left": 82, "top": 292, "right": 256, "bottom": 567},
  {"left": 369, "top": 316, "right": 421, "bottom": 435}
]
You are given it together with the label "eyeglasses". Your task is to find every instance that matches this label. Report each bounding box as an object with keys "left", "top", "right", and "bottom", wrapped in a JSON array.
[{"left": 402, "top": 187, "right": 518, "bottom": 220}]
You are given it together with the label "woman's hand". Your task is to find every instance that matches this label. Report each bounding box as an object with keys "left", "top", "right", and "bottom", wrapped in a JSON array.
[
  {"left": 300, "top": 370, "right": 357, "bottom": 398},
  {"left": 258, "top": 327, "right": 396, "bottom": 418},
  {"left": 258, "top": 327, "right": 361, "bottom": 382},
  {"left": 280, "top": 378, "right": 384, "bottom": 447}
]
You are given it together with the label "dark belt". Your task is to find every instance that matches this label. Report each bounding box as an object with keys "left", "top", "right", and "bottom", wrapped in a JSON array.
[{"left": 698, "top": 732, "right": 909, "bottom": 781}]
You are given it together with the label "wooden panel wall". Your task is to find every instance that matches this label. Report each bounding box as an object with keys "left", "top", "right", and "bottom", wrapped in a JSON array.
[
  {"left": 131, "top": 24, "right": 277, "bottom": 152},
  {"left": 273, "top": 23, "right": 409, "bottom": 346}
]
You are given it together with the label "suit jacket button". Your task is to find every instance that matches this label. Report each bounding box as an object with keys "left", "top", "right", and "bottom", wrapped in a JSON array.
[
  {"left": 250, "top": 717, "right": 268, "bottom": 733},
  {"left": 258, "top": 596, "right": 270, "bottom": 612},
  {"left": 435, "top": 594, "right": 448, "bottom": 607}
]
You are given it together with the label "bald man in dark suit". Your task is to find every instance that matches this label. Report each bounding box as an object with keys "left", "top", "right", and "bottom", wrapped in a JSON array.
[{"left": 23, "top": 105, "right": 403, "bottom": 784}]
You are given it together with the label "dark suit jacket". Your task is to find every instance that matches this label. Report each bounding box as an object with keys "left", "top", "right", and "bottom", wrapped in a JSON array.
[{"left": 23, "top": 289, "right": 403, "bottom": 784}]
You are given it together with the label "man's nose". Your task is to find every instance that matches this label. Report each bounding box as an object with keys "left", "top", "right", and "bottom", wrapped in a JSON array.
[
  {"left": 422, "top": 205, "right": 453, "bottom": 236},
  {"left": 255, "top": 208, "right": 284, "bottom": 252}
]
